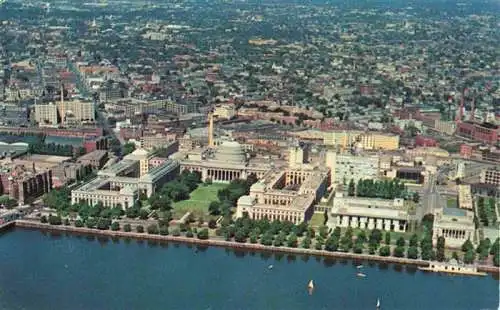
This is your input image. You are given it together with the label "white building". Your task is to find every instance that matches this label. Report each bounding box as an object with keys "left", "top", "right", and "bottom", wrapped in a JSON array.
[
  {"left": 329, "top": 192, "right": 410, "bottom": 232},
  {"left": 432, "top": 207, "right": 476, "bottom": 248},
  {"left": 329, "top": 152, "right": 380, "bottom": 184},
  {"left": 71, "top": 150, "right": 179, "bottom": 209}
]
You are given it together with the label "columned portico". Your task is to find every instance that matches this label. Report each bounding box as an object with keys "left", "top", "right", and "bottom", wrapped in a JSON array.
[{"left": 333, "top": 215, "right": 408, "bottom": 232}]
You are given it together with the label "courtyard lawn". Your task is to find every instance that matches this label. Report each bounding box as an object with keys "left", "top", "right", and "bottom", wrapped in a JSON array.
[
  {"left": 172, "top": 183, "right": 228, "bottom": 219},
  {"left": 310, "top": 213, "right": 325, "bottom": 228}
]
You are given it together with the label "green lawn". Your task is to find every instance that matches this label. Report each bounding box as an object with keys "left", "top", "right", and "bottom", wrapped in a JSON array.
[
  {"left": 446, "top": 198, "right": 457, "bottom": 208},
  {"left": 172, "top": 183, "right": 228, "bottom": 218},
  {"left": 309, "top": 213, "right": 325, "bottom": 228}
]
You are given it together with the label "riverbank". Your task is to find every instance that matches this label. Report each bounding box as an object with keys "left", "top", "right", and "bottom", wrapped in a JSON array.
[{"left": 13, "top": 220, "right": 500, "bottom": 274}]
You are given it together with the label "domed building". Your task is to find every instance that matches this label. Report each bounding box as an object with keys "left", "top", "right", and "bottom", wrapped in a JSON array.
[
  {"left": 180, "top": 140, "right": 274, "bottom": 183},
  {"left": 213, "top": 141, "right": 247, "bottom": 164}
]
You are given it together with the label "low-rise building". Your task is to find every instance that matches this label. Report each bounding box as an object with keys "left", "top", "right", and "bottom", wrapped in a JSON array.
[
  {"left": 432, "top": 207, "right": 476, "bottom": 248},
  {"left": 236, "top": 167, "right": 330, "bottom": 224},
  {"left": 458, "top": 185, "right": 473, "bottom": 210},
  {"left": 77, "top": 150, "right": 109, "bottom": 170},
  {"left": 480, "top": 168, "right": 500, "bottom": 186},
  {"left": 329, "top": 193, "right": 411, "bottom": 232},
  {"left": 71, "top": 157, "right": 179, "bottom": 209}
]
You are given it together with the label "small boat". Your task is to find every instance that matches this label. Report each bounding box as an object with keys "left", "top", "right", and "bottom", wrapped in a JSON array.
[
  {"left": 376, "top": 298, "right": 380, "bottom": 309},
  {"left": 356, "top": 272, "right": 366, "bottom": 278},
  {"left": 308, "top": 280, "right": 314, "bottom": 290},
  {"left": 356, "top": 265, "right": 364, "bottom": 269},
  {"left": 268, "top": 265, "right": 273, "bottom": 270}
]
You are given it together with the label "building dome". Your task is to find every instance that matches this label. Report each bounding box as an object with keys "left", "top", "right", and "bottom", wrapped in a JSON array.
[{"left": 214, "top": 141, "right": 246, "bottom": 164}]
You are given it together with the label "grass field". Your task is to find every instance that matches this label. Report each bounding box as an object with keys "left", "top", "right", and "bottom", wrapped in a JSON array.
[
  {"left": 310, "top": 213, "right": 325, "bottom": 227},
  {"left": 172, "top": 183, "right": 228, "bottom": 218}
]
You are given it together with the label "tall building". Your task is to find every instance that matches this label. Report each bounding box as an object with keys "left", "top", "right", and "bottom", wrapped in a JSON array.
[
  {"left": 332, "top": 153, "right": 380, "bottom": 184},
  {"left": 58, "top": 100, "right": 95, "bottom": 125},
  {"left": 323, "top": 131, "right": 399, "bottom": 150},
  {"left": 33, "top": 103, "right": 58, "bottom": 126}
]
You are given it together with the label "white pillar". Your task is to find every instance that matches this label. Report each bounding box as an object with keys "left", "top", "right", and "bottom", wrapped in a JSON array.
[
  {"left": 383, "top": 219, "right": 391, "bottom": 231},
  {"left": 367, "top": 218, "right": 375, "bottom": 230}
]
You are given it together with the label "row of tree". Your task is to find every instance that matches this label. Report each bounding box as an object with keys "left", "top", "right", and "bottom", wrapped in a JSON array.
[
  {"left": 29, "top": 141, "right": 85, "bottom": 157},
  {"left": 348, "top": 179, "right": 406, "bottom": 200},
  {"left": 477, "top": 197, "right": 497, "bottom": 227}
]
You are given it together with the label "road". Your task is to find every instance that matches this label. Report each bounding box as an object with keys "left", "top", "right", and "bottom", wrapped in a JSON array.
[
  {"left": 67, "top": 61, "right": 124, "bottom": 155},
  {"left": 421, "top": 173, "right": 441, "bottom": 218}
]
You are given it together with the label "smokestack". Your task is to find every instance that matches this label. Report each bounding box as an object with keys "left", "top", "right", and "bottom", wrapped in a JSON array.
[
  {"left": 60, "top": 83, "right": 65, "bottom": 125},
  {"left": 208, "top": 112, "right": 214, "bottom": 147},
  {"left": 470, "top": 97, "right": 475, "bottom": 121}
]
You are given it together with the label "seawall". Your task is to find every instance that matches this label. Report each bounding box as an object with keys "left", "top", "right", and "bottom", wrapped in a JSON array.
[{"left": 13, "top": 220, "right": 500, "bottom": 274}]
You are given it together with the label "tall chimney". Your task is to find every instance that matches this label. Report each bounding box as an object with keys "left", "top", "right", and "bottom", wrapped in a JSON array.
[
  {"left": 60, "top": 83, "right": 65, "bottom": 125},
  {"left": 208, "top": 112, "right": 214, "bottom": 147}
]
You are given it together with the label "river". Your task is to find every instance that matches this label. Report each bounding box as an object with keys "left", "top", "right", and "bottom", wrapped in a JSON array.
[{"left": 0, "top": 229, "right": 498, "bottom": 310}]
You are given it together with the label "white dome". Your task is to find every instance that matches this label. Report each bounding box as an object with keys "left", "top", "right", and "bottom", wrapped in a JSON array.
[{"left": 214, "top": 141, "right": 246, "bottom": 164}]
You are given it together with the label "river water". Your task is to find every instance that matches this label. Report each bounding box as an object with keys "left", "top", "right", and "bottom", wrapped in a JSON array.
[{"left": 0, "top": 229, "right": 498, "bottom": 310}]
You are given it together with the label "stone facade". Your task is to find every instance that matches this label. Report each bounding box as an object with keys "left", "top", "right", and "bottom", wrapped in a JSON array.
[{"left": 329, "top": 193, "right": 410, "bottom": 232}]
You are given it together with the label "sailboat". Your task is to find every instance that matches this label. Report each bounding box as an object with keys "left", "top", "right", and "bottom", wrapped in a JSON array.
[
  {"left": 376, "top": 298, "right": 380, "bottom": 309},
  {"left": 308, "top": 280, "right": 314, "bottom": 290}
]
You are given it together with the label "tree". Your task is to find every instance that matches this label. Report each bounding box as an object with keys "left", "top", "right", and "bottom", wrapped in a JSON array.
[
  {"left": 48, "top": 215, "right": 62, "bottom": 225},
  {"left": 64, "top": 218, "right": 70, "bottom": 226},
  {"left": 412, "top": 192, "right": 420, "bottom": 203},
  {"left": 301, "top": 236, "right": 312, "bottom": 249},
  {"left": 249, "top": 232, "right": 258, "bottom": 244},
  {"left": 97, "top": 218, "right": 111, "bottom": 230},
  {"left": 172, "top": 228, "right": 181, "bottom": 236},
  {"left": 111, "top": 221, "right": 120, "bottom": 231},
  {"left": 147, "top": 224, "right": 159, "bottom": 234},
  {"left": 139, "top": 209, "right": 149, "bottom": 220},
  {"left": 409, "top": 234, "right": 419, "bottom": 247},
  {"left": 234, "top": 228, "right": 247, "bottom": 243},
  {"left": 407, "top": 246, "right": 418, "bottom": 259},
  {"left": 384, "top": 232, "right": 391, "bottom": 245},
  {"left": 463, "top": 249, "right": 475, "bottom": 264},
  {"left": 369, "top": 229, "right": 383, "bottom": 246},
  {"left": 490, "top": 238, "right": 499, "bottom": 256},
  {"left": 436, "top": 236, "right": 445, "bottom": 262},
  {"left": 323, "top": 209, "right": 329, "bottom": 225},
  {"left": 260, "top": 232, "right": 274, "bottom": 246},
  {"left": 274, "top": 233, "right": 286, "bottom": 247},
  {"left": 396, "top": 236, "right": 406, "bottom": 247},
  {"left": 333, "top": 227, "right": 342, "bottom": 239},
  {"left": 356, "top": 231, "right": 366, "bottom": 243},
  {"left": 379, "top": 245, "right": 390, "bottom": 256},
  {"left": 348, "top": 179, "right": 355, "bottom": 196},
  {"left": 75, "top": 219, "right": 84, "bottom": 227},
  {"left": 461, "top": 239, "right": 474, "bottom": 252},
  {"left": 159, "top": 226, "right": 169, "bottom": 236},
  {"left": 136, "top": 225, "right": 144, "bottom": 233},
  {"left": 494, "top": 252, "right": 500, "bottom": 267},
  {"left": 319, "top": 225, "right": 329, "bottom": 239},
  {"left": 452, "top": 251, "right": 459, "bottom": 261},
  {"left": 186, "top": 229, "right": 194, "bottom": 238},
  {"left": 208, "top": 219, "right": 217, "bottom": 229},
  {"left": 287, "top": 233, "right": 298, "bottom": 248},
  {"left": 86, "top": 218, "right": 97, "bottom": 229},
  {"left": 353, "top": 240, "right": 364, "bottom": 254},
  {"left": 123, "top": 142, "right": 136, "bottom": 155},
  {"left": 40, "top": 215, "right": 48, "bottom": 223},
  {"left": 197, "top": 228, "right": 209, "bottom": 240},
  {"left": 208, "top": 201, "right": 221, "bottom": 216},
  {"left": 325, "top": 235, "right": 339, "bottom": 252},
  {"left": 393, "top": 246, "right": 405, "bottom": 257},
  {"left": 123, "top": 223, "right": 132, "bottom": 232}
]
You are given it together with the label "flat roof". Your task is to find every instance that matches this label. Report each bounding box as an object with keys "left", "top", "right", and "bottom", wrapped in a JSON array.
[{"left": 443, "top": 207, "right": 467, "bottom": 217}]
